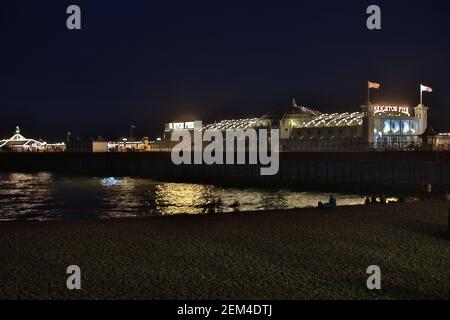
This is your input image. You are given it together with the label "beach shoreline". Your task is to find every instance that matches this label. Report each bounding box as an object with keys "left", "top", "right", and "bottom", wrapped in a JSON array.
[{"left": 1, "top": 200, "right": 449, "bottom": 300}]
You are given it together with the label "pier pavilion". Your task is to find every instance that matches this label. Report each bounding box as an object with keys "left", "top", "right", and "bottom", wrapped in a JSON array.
[
  {"left": 0, "top": 126, "right": 65, "bottom": 152},
  {"left": 163, "top": 98, "right": 432, "bottom": 152}
]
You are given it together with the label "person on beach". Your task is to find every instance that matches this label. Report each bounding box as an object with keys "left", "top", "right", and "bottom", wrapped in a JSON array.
[
  {"left": 329, "top": 195, "right": 337, "bottom": 208},
  {"left": 365, "top": 196, "right": 371, "bottom": 205},
  {"left": 318, "top": 195, "right": 337, "bottom": 209},
  {"left": 215, "top": 197, "right": 223, "bottom": 213},
  {"left": 229, "top": 200, "right": 240, "bottom": 212}
]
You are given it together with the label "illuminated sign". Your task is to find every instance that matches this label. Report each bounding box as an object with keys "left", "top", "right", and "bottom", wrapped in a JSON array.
[
  {"left": 373, "top": 105, "right": 410, "bottom": 116},
  {"left": 172, "top": 122, "right": 185, "bottom": 130},
  {"left": 166, "top": 121, "right": 203, "bottom": 131}
]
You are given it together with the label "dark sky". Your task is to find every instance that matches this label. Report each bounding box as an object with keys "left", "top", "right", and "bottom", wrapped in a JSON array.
[{"left": 1, "top": 0, "right": 449, "bottom": 141}]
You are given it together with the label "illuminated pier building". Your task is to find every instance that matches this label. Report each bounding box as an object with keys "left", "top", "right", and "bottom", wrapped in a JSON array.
[
  {"left": 163, "top": 99, "right": 438, "bottom": 152},
  {"left": 2, "top": 101, "right": 448, "bottom": 153},
  {"left": 0, "top": 126, "right": 65, "bottom": 152}
]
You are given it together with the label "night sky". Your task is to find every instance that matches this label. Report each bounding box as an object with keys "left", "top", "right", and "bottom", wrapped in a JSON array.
[{"left": 1, "top": 0, "right": 450, "bottom": 141}]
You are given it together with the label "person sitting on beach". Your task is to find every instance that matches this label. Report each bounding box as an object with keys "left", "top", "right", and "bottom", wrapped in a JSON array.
[
  {"left": 329, "top": 195, "right": 337, "bottom": 208},
  {"left": 371, "top": 195, "right": 378, "bottom": 204},
  {"left": 318, "top": 195, "right": 337, "bottom": 209},
  {"left": 229, "top": 200, "right": 240, "bottom": 212}
]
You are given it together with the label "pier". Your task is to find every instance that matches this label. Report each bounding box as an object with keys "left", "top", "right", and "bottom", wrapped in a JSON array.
[{"left": 0, "top": 151, "right": 449, "bottom": 194}]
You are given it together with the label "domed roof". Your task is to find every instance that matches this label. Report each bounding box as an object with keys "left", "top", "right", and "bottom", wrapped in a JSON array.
[{"left": 260, "top": 99, "right": 321, "bottom": 122}]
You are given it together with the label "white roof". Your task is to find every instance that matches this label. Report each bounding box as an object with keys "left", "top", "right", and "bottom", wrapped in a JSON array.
[
  {"left": 203, "top": 118, "right": 259, "bottom": 131},
  {"left": 303, "top": 112, "right": 364, "bottom": 128}
]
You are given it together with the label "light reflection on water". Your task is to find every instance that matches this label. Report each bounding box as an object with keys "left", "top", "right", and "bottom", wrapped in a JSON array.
[{"left": 0, "top": 172, "right": 367, "bottom": 221}]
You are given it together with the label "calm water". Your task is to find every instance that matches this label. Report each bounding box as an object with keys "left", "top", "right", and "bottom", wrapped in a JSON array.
[{"left": 0, "top": 172, "right": 368, "bottom": 221}]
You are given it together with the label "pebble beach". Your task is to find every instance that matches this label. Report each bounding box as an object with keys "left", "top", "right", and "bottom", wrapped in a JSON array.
[{"left": 0, "top": 200, "right": 449, "bottom": 299}]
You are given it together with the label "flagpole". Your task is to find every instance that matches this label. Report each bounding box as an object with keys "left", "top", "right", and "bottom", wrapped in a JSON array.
[
  {"left": 367, "top": 82, "right": 370, "bottom": 105},
  {"left": 420, "top": 86, "right": 423, "bottom": 105}
]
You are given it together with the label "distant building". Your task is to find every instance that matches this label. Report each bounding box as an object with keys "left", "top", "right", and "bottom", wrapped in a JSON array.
[
  {"left": 421, "top": 129, "right": 450, "bottom": 151},
  {"left": 0, "top": 126, "right": 65, "bottom": 152},
  {"left": 436, "top": 133, "right": 450, "bottom": 151},
  {"left": 108, "top": 137, "right": 152, "bottom": 152},
  {"left": 67, "top": 140, "right": 109, "bottom": 153}
]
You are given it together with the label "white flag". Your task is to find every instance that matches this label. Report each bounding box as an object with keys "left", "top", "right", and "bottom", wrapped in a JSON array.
[
  {"left": 368, "top": 81, "right": 380, "bottom": 89},
  {"left": 420, "top": 84, "right": 433, "bottom": 93}
]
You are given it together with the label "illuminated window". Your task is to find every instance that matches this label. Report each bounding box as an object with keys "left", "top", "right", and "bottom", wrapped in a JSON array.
[
  {"left": 392, "top": 120, "right": 400, "bottom": 134},
  {"left": 383, "top": 120, "right": 391, "bottom": 135},
  {"left": 402, "top": 120, "right": 410, "bottom": 134}
]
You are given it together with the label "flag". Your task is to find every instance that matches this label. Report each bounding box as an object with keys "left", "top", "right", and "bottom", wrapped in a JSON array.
[
  {"left": 368, "top": 81, "right": 380, "bottom": 89},
  {"left": 420, "top": 84, "right": 433, "bottom": 93},
  {"left": 130, "top": 124, "right": 136, "bottom": 128}
]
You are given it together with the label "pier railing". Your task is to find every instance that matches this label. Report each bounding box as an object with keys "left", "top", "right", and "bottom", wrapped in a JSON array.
[{"left": 282, "top": 142, "right": 423, "bottom": 152}]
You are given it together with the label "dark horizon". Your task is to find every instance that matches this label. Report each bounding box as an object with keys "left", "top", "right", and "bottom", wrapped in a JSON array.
[{"left": 1, "top": 0, "right": 450, "bottom": 141}]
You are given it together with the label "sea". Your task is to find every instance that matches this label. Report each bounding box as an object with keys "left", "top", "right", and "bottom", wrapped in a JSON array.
[{"left": 0, "top": 172, "right": 369, "bottom": 221}]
